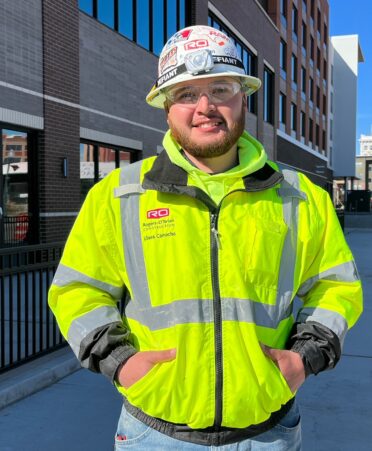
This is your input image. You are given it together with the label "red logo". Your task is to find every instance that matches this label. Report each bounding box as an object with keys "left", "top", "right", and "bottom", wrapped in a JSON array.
[
  {"left": 184, "top": 39, "right": 209, "bottom": 50},
  {"left": 147, "top": 208, "right": 170, "bottom": 219}
]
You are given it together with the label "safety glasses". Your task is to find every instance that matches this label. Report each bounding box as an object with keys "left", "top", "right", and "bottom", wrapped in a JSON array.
[{"left": 164, "top": 80, "right": 242, "bottom": 106}]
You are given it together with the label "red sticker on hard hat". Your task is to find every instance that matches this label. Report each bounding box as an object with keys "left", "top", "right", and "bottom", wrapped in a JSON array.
[
  {"left": 164, "top": 29, "right": 192, "bottom": 50},
  {"left": 184, "top": 39, "right": 209, "bottom": 51}
]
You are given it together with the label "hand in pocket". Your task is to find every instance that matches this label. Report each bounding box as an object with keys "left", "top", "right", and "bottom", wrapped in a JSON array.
[
  {"left": 261, "top": 345, "right": 305, "bottom": 393},
  {"left": 117, "top": 349, "right": 177, "bottom": 389}
]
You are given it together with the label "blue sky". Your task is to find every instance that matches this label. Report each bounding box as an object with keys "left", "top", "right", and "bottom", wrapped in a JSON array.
[{"left": 329, "top": 0, "right": 372, "bottom": 154}]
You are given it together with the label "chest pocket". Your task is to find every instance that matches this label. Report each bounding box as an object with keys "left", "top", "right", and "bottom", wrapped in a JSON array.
[{"left": 245, "top": 217, "right": 288, "bottom": 302}]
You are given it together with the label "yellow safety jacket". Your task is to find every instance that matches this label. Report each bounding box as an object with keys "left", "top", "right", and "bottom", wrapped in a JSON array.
[{"left": 49, "top": 131, "right": 362, "bottom": 442}]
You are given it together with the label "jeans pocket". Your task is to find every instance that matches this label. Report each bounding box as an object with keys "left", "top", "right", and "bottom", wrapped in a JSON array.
[
  {"left": 114, "top": 405, "right": 151, "bottom": 448},
  {"left": 274, "top": 401, "right": 301, "bottom": 432}
]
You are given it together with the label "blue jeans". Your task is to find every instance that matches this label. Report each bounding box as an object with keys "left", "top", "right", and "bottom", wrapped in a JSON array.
[{"left": 114, "top": 401, "right": 302, "bottom": 450}]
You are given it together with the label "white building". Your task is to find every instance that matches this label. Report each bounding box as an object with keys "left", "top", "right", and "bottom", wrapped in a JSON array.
[
  {"left": 359, "top": 134, "right": 372, "bottom": 156},
  {"left": 328, "top": 35, "right": 364, "bottom": 202}
]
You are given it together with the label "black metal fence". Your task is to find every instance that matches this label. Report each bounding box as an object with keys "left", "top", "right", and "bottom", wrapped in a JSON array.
[
  {"left": 0, "top": 243, "right": 65, "bottom": 374},
  {"left": 2, "top": 215, "right": 30, "bottom": 246}
]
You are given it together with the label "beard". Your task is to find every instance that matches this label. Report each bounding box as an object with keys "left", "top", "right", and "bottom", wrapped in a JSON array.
[{"left": 169, "top": 104, "right": 246, "bottom": 159}]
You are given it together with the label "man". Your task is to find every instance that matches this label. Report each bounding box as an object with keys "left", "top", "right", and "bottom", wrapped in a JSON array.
[{"left": 49, "top": 26, "right": 363, "bottom": 450}]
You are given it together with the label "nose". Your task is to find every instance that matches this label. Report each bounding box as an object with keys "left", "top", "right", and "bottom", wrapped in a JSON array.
[{"left": 194, "top": 92, "right": 216, "bottom": 113}]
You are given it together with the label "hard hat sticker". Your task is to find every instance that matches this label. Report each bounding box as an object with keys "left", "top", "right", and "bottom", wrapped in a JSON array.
[
  {"left": 160, "top": 47, "right": 178, "bottom": 74},
  {"left": 184, "top": 39, "right": 209, "bottom": 51}
]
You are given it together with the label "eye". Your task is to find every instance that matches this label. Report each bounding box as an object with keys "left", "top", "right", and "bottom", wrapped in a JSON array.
[
  {"left": 171, "top": 87, "right": 197, "bottom": 103},
  {"left": 169, "top": 86, "right": 198, "bottom": 103},
  {"left": 211, "top": 84, "right": 233, "bottom": 97}
]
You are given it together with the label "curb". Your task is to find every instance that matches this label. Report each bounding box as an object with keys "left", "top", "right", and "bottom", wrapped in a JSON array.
[{"left": 0, "top": 347, "right": 80, "bottom": 410}]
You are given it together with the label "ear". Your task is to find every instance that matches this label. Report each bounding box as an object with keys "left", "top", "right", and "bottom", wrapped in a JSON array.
[
  {"left": 164, "top": 101, "right": 170, "bottom": 115},
  {"left": 242, "top": 94, "right": 247, "bottom": 108}
]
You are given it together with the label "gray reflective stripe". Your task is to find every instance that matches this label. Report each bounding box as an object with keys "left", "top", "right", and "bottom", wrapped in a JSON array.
[
  {"left": 296, "top": 307, "right": 348, "bottom": 345},
  {"left": 119, "top": 162, "right": 152, "bottom": 308},
  {"left": 126, "top": 299, "right": 213, "bottom": 330},
  {"left": 222, "top": 298, "right": 292, "bottom": 328},
  {"left": 52, "top": 264, "right": 123, "bottom": 300},
  {"left": 275, "top": 169, "right": 305, "bottom": 322},
  {"left": 126, "top": 298, "right": 293, "bottom": 331},
  {"left": 297, "top": 261, "right": 359, "bottom": 297},
  {"left": 67, "top": 306, "right": 122, "bottom": 357},
  {"left": 114, "top": 183, "right": 146, "bottom": 198}
]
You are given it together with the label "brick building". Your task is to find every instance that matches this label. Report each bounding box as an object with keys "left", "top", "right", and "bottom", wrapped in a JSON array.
[{"left": 0, "top": 0, "right": 341, "bottom": 248}]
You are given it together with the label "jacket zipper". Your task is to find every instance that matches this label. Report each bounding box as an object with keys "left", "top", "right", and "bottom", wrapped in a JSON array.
[{"left": 210, "top": 210, "right": 223, "bottom": 429}]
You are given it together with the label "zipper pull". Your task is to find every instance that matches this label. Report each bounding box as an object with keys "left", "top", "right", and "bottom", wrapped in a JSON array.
[{"left": 211, "top": 214, "right": 222, "bottom": 250}]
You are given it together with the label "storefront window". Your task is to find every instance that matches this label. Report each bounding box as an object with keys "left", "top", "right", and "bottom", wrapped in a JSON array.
[
  {"left": 80, "top": 141, "right": 133, "bottom": 203},
  {"left": 1, "top": 129, "right": 30, "bottom": 246}
]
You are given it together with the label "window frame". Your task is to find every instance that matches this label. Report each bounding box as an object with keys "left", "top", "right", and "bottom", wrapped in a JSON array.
[{"left": 78, "top": 0, "right": 188, "bottom": 55}]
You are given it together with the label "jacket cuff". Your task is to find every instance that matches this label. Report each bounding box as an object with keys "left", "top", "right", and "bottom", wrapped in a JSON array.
[
  {"left": 77, "top": 321, "right": 137, "bottom": 382},
  {"left": 286, "top": 321, "right": 341, "bottom": 377},
  {"left": 101, "top": 345, "right": 138, "bottom": 382}
]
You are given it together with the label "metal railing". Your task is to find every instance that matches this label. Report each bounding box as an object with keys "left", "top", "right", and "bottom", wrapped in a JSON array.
[{"left": 0, "top": 243, "right": 65, "bottom": 373}]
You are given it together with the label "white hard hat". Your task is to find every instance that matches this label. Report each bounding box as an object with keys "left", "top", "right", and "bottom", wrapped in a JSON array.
[{"left": 146, "top": 25, "right": 262, "bottom": 109}]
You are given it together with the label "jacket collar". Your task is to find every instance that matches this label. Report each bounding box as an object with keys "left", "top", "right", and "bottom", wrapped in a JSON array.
[{"left": 143, "top": 150, "right": 283, "bottom": 193}]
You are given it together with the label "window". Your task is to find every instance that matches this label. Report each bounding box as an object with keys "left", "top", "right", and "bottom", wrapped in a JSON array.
[
  {"left": 309, "top": 2, "right": 314, "bottom": 27},
  {"left": 302, "top": 22, "right": 307, "bottom": 53},
  {"left": 242, "top": 48, "right": 258, "bottom": 114},
  {"left": 292, "top": 5, "right": 298, "bottom": 38},
  {"left": 263, "top": 67, "right": 274, "bottom": 124},
  {"left": 78, "top": 0, "right": 188, "bottom": 55},
  {"left": 280, "top": 0, "right": 287, "bottom": 26},
  {"left": 80, "top": 142, "right": 134, "bottom": 203},
  {"left": 317, "top": 47, "right": 321, "bottom": 71},
  {"left": 280, "top": 0, "right": 287, "bottom": 17},
  {"left": 317, "top": 9, "right": 321, "bottom": 33},
  {"left": 280, "top": 39, "right": 287, "bottom": 78},
  {"left": 290, "top": 103, "right": 297, "bottom": 131},
  {"left": 322, "top": 130, "right": 326, "bottom": 151},
  {"left": 1, "top": 128, "right": 36, "bottom": 246},
  {"left": 316, "top": 124, "right": 320, "bottom": 147},
  {"left": 167, "top": 0, "right": 178, "bottom": 39},
  {"left": 291, "top": 54, "right": 297, "bottom": 84},
  {"left": 301, "top": 66, "right": 306, "bottom": 95},
  {"left": 119, "top": 0, "right": 134, "bottom": 40},
  {"left": 300, "top": 111, "right": 306, "bottom": 137},
  {"left": 302, "top": 0, "right": 307, "bottom": 15},
  {"left": 137, "top": 0, "right": 150, "bottom": 49},
  {"left": 316, "top": 86, "right": 320, "bottom": 108},
  {"left": 279, "top": 92, "right": 286, "bottom": 125},
  {"left": 210, "top": 14, "right": 258, "bottom": 114},
  {"left": 152, "top": 0, "right": 164, "bottom": 55},
  {"left": 310, "top": 36, "right": 314, "bottom": 63},
  {"left": 323, "top": 94, "right": 327, "bottom": 115},
  {"left": 323, "top": 59, "right": 327, "bottom": 80},
  {"left": 330, "top": 91, "right": 333, "bottom": 113},
  {"left": 79, "top": 0, "right": 93, "bottom": 15},
  {"left": 309, "top": 118, "right": 313, "bottom": 142},
  {"left": 97, "top": 0, "right": 114, "bottom": 28},
  {"left": 309, "top": 77, "right": 314, "bottom": 101}
]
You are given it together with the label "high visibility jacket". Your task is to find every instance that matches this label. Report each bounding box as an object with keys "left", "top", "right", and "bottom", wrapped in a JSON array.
[{"left": 48, "top": 142, "right": 362, "bottom": 439}]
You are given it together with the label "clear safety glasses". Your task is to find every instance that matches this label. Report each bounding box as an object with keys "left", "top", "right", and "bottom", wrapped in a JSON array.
[{"left": 164, "top": 80, "right": 242, "bottom": 106}]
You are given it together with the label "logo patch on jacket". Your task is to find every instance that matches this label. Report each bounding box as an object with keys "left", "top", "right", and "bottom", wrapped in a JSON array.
[
  {"left": 147, "top": 208, "right": 170, "bottom": 219},
  {"left": 143, "top": 208, "right": 176, "bottom": 241}
]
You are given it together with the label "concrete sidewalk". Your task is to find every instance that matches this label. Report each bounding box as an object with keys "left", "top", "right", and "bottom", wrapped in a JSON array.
[{"left": 0, "top": 229, "right": 371, "bottom": 450}]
